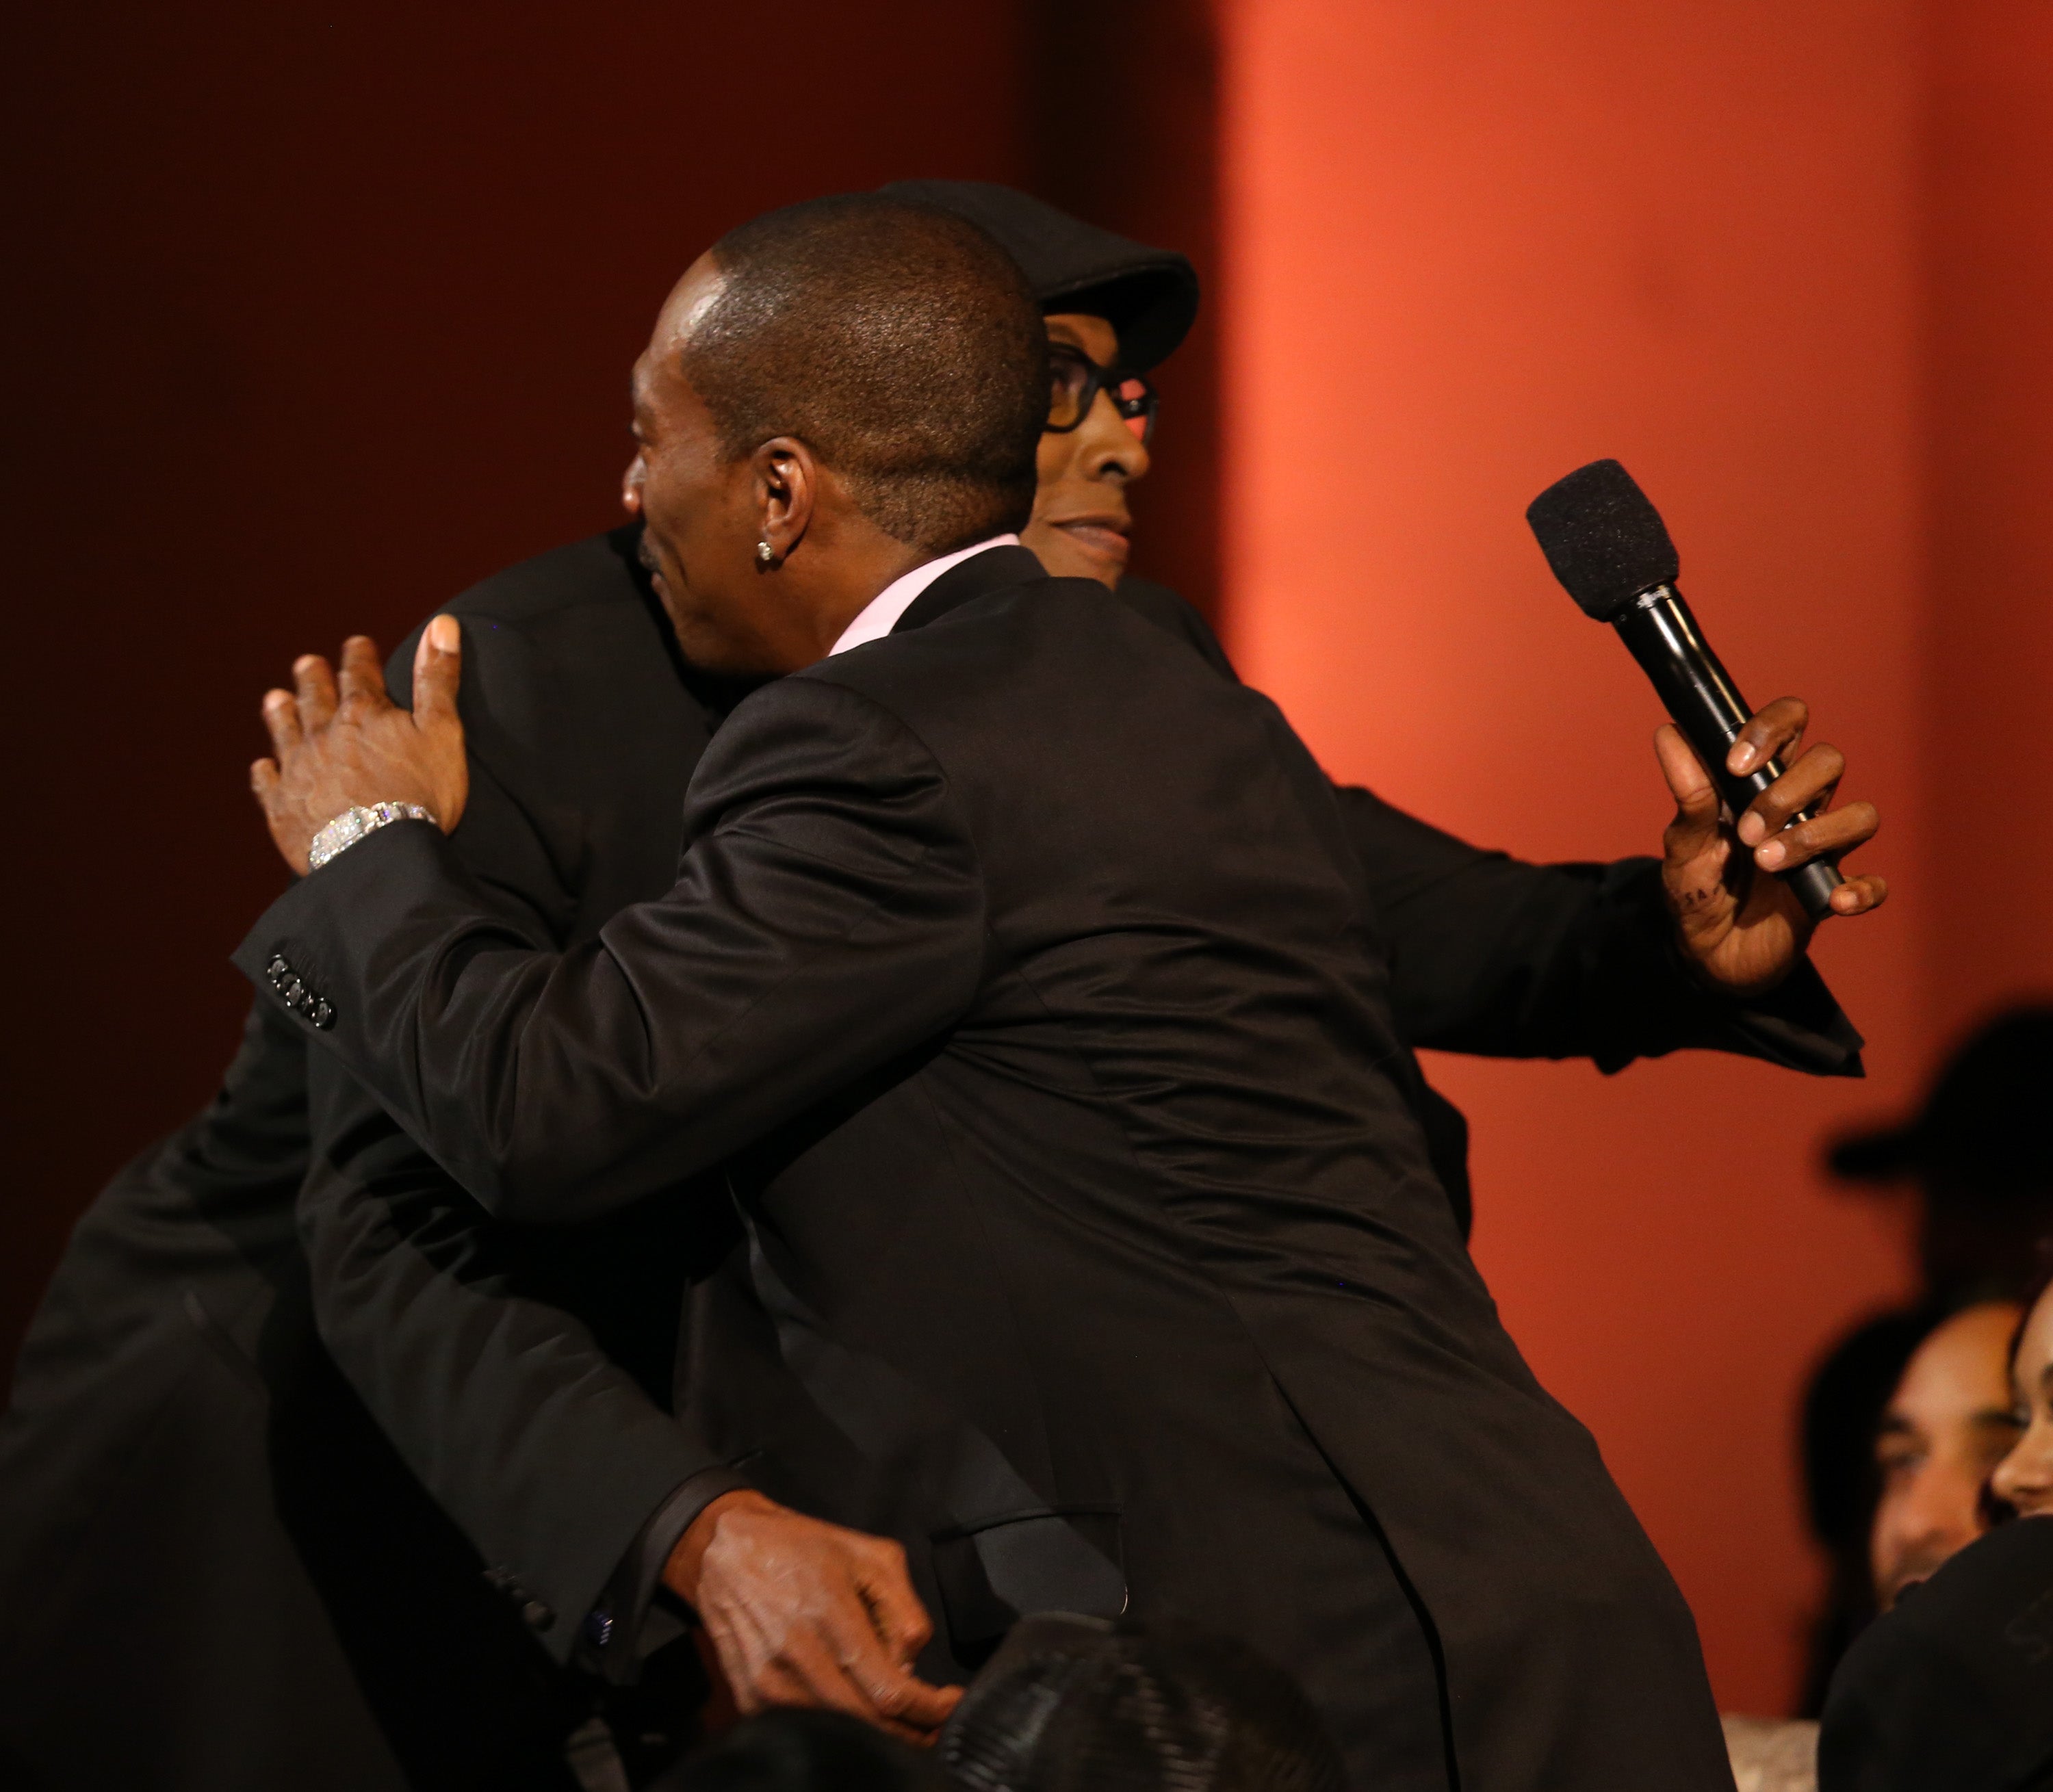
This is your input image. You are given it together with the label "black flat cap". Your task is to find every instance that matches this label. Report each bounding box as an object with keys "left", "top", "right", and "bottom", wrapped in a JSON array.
[
  {"left": 1818, "top": 1517, "right": 2053, "bottom": 1792},
  {"left": 878, "top": 179, "right": 1199, "bottom": 371}
]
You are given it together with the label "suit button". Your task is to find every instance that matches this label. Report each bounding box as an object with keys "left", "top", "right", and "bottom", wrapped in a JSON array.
[
  {"left": 523, "top": 1600, "right": 556, "bottom": 1633},
  {"left": 312, "top": 998, "right": 335, "bottom": 1030}
]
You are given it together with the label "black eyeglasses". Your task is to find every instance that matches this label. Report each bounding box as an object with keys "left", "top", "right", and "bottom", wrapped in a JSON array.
[{"left": 1046, "top": 343, "right": 1158, "bottom": 445}]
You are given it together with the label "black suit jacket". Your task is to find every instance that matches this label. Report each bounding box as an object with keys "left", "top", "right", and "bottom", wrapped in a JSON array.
[
  {"left": 0, "top": 530, "right": 721, "bottom": 1790},
  {"left": 240, "top": 544, "right": 1856, "bottom": 1791}
]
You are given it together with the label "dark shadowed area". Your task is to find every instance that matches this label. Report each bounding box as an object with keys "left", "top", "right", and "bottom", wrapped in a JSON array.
[{"left": 0, "top": 0, "right": 1220, "bottom": 1380}]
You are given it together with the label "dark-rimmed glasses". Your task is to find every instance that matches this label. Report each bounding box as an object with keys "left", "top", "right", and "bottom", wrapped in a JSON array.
[{"left": 1046, "top": 343, "right": 1158, "bottom": 445}]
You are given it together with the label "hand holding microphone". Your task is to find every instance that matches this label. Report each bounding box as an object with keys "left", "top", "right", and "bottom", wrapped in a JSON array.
[{"left": 1527, "top": 460, "right": 1887, "bottom": 996}]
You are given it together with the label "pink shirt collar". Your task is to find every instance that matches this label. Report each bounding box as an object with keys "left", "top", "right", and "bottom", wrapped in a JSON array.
[{"left": 826, "top": 536, "right": 1021, "bottom": 658}]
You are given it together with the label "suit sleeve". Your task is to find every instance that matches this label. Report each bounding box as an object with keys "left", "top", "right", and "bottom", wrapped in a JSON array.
[
  {"left": 240, "top": 673, "right": 990, "bottom": 1226},
  {"left": 300, "top": 1047, "right": 744, "bottom": 1672},
  {"left": 1116, "top": 577, "right": 1859, "bottom": 1076},
  {"left": 1329, "top": 785, "right": 1862, "bottom": 1074},
  {"left": 281, "top": 615, "right": 747, "bottom": 1677}
]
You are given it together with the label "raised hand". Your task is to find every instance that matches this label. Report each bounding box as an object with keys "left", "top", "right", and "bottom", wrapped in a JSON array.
[
  {"left": 665, "top": 1490, "right": 961, "bottom": 1744},
  {"left": 1657, "top": 696, "right": 1885, "bottom": 996},
  {"left": 250, "top": 619, "right": 469, "bottom": 873}
]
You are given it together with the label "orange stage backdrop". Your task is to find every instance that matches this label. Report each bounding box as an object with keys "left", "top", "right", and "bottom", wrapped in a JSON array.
[
  {"left": 1219, "top": 0, "right": 2053, "bottom": 1713},
  {"left": 1926, "top": 3, "right": 2053, "bottom": 1037}
]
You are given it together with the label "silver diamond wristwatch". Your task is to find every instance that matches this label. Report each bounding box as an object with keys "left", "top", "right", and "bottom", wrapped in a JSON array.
[{"left": 307, "top": 801, "right": 439, "bottom": 872}]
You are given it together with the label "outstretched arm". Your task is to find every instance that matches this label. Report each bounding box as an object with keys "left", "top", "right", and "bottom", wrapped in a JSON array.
[
  {"left": 1326, "top": 701, "right": 1878, "bottom": 1073},
  {"left": 301, "top": 1059, "right": 957, "bottom": 1734},
  {"left": 279, "top": 619, "right": 966, "bottom": 1730},
  {"left": 1111, "top": 579, "right": 1873, "bottom": 1074}
]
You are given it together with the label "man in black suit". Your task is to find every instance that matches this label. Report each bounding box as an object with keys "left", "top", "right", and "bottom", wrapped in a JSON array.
[
  {"left": 0, "top": 187, "right": 1212, "bottom": 1791},
  {"left": 242, "top": 195, "right": 1884, "bottom": 1790}
]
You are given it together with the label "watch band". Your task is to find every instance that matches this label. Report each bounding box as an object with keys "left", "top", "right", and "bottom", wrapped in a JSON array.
[{"left": 307, "top": 801, "right": 438, "bottom": 872}]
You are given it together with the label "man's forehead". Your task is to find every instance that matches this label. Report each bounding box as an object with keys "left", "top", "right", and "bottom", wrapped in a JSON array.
[
  {"left": 634, "top": 259, "right": 725, "bottom": 406},
  {"left": 1892, "top": 1308, "right": 2021, "bottom": 1420},
  {"left": 658, "top": 256, "right": 725, "bottom": 345}
]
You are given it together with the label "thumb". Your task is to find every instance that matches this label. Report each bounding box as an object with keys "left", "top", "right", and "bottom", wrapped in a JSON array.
[
  {"left": 413, "top": 614, "right": 462, "bottom": 730},
  {"left": 1654, "top": 723, "right": 1721, "bottom": 857},
  {"left": 851, "top": 1540, "right": 933, "bottom": 1666}
]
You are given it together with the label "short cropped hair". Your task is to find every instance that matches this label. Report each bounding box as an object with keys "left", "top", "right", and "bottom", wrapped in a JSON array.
[{"left": 684, "top": 195, "right": 1046, "bottom": 554}]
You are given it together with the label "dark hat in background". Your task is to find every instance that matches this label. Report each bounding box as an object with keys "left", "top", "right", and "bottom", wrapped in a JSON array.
[
  {"left": 1827, "top": 1006, "right": 2053, "bottom": 1193},
  {"left": 1818, "top": 1516, "right": 2053, "bottom": 1792},
  {"left": 939, "top": 1611, "right": 1345, "bottom": 1792},
  {"left": 878, "top": 179, "right": 1200, "bottom": 371}
]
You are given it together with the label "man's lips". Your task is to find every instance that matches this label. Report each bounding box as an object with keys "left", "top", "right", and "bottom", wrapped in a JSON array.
[{"left": 1052, "top": 517, "right": 1131, "bottom": 560}]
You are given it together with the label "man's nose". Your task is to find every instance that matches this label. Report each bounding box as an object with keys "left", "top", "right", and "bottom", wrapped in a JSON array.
[
  {"left": 1081, "top": 391, "right": 1150, "bottom": 482},
  {"left": 621, "top": 454, "right": 645, "bottom": 516},
  {"left": 1900, "top": 1464, "right": 1981, "bottom": 1549}
]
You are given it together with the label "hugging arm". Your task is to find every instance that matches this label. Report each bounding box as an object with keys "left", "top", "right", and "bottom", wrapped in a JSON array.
[
  {"left": 240, "top": 674, "right": 990, "bottom": 1224},
  {"left": 298, "top": 1052, "right": 745, "bottom": 1674},
  {"left": 282, "top": 705, "right": 747, "bottom": 1675},
  {"left": 272, "top": 640, "right": 979, "bottom": 1711}
]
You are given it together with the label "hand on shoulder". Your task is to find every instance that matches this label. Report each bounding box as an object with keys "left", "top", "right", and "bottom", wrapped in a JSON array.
[{"left": 249, "top": 619, "right": 469, "bottom": 874}]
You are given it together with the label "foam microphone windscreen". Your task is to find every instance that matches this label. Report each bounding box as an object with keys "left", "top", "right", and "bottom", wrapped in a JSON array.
[{"left": 1525, "top": 459, "right": 1680, "bottom": 622}]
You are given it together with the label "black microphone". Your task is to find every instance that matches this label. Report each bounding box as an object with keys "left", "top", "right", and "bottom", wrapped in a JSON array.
[{"left": 1525, "top": 458, "right": 1843, "bottom": 921}]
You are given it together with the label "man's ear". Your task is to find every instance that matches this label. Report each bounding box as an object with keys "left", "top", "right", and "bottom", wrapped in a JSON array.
[{"left": 754, "top": 437, "right": 816, "bottom": 564}]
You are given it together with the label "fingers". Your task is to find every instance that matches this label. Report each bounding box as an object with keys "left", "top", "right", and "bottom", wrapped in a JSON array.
[
  {"left": 412, "top": 614, "right": 462, "bottom": 730},
  {"left": 1736, "top": 740, "right": 1843, "bottom": 846},
  {"left": 851, "top": 1535, "right": 932, "bottom": 1665},
  {"left": 293, "top": 653, "right": 339, "bottom": 731},
  {"left": 261, "top": 689, "right": 302, "bottom": 756},
  {"left": 250, "top": 757, "right": 280, "bottom": 805},
  {"left": 873, "top": 1673, "right": 961, "bottom": 1736},
  {"left": 1749, "top": 798, "right": 1878, "bottom": 874},
  {"left": 335, "top": 635, "right": 389, "bottom": 715},
  {"left": 1727, "top": 695, "right": 1807, "bottom": 777},
  {"left": 681, "top": 1498, "right": 960, "bottom": 1742},
  {"left": 758, "top": 1624, "right": 880, "bottom": 1722},
  {"left": 1829, "top": 872, "right": 1888, "bottom": 916},
  {"left": 814, "top": 1605, "right": 954, "bottom": 1737},
  {"left": 719, "top": 1600, "right": 940, "bottom": 1741}
]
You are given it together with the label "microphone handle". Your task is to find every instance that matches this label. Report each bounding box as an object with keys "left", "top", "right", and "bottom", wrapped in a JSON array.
[{"left": 1614, "top": 585, "right": 1844, "bottom": 922}]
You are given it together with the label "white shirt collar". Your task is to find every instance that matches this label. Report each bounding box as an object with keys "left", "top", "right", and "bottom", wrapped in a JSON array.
[{"left": 826, "top": 535, "right": 1020, "bottom": 657}]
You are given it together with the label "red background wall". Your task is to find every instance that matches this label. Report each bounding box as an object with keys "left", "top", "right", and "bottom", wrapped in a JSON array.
[
  {"left": 1219, "top": 0, "right": 2053, "bottom": 1713},
  {"left": 0, "top": 0, "right": 1019, "bottom": 1377},
  {"left": 1924, "top": 2, "right": 2053, "bottom": 1038},
  {"left": 0, "top": 0, "right": 1213, "bottom": 1376},
  {"left": 6, "top": 0, "right": 2052, "bottom": 1722}
]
